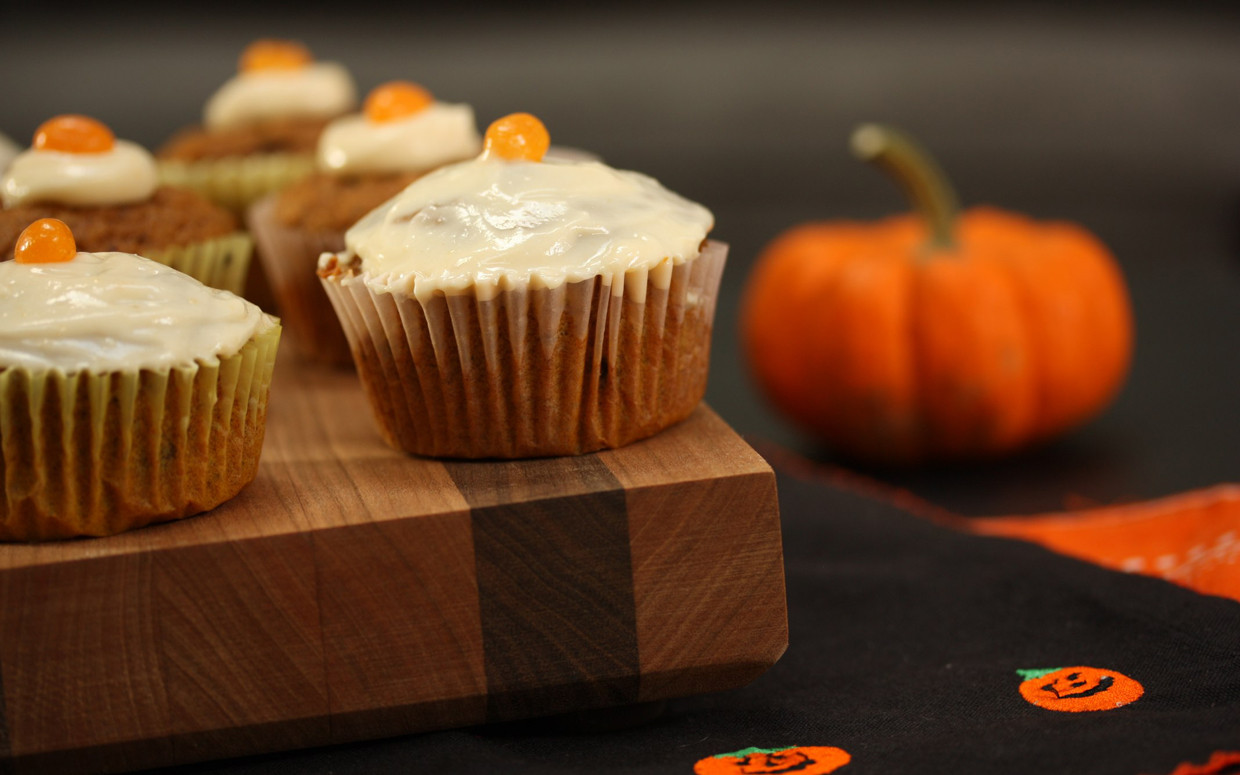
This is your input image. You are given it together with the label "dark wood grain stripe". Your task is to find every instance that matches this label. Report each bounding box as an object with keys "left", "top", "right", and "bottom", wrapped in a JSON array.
[{"left": 446, "top": 457, "right": 640, "bottom": 722}]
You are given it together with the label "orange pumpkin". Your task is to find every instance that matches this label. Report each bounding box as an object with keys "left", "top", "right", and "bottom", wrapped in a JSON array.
[
  {"left": 695, "top": 745, "right": 851, "bottom": 775},
  {"left": 740, "top": 125, "right": 1133, "bottom": 463},
  {"left": 1017, "top": 666, "right": 1144, "bottom": 712}
]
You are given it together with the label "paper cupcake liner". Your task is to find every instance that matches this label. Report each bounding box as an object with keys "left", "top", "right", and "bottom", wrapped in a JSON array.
[
  {"left": 320, "top": 241, "right": 727, "bottom": 458},
  {"left": 247, "top": 195, "right": 353, "bottom": 368},
  {"left": 157, "top": 153, "right": 317, "bottom": 213},
  {"left": 145, "top": 231, "right": 254, "bottom": 296},
  {"left": 0, "top": 323, "right": 281, "bottom": 541}
]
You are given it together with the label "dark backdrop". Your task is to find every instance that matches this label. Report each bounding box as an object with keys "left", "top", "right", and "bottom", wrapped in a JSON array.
[{"left": 2, "top": 2, "right": 1237, "bottom": 513}]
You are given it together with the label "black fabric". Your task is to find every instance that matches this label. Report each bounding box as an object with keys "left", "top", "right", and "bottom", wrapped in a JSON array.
[{"left": 155, "top": 452, "right": 1240, "bottom": 775}]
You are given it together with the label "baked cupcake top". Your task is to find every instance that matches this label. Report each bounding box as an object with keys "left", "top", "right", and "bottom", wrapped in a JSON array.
[
  {"left": 205, "top": 39, "right": 357, "bottom": 131},
  {"left": 317, "top": 81, "right": 480, "bottom": 176},
  {"left": 1, "top": 219, "right": 274, "bottom": 373},
  {"left": 2, "top": 116, "right": 158, "bottom": 208},
  {"left": 329, "top": 113, "right": 713, "bottom": 301}
]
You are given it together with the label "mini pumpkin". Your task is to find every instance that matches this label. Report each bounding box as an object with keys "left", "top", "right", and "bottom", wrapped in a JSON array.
[{"left": 740, "top": 125, "right": 1133, "bottom": 463}]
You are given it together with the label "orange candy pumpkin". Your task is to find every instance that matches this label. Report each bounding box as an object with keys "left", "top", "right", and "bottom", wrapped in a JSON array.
[
  {"left": 482, "top": 112, "right": 550, "bottom": 162},
  {"left": 741, "top": 124, "right": 1133, "bottom": 463},
  {"left": 14, "top": 218, "right": 77, "bottom": 264}
]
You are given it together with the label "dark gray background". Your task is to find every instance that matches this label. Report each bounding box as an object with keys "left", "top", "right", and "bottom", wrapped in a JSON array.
[{"left": 3, "top": 2, "right": 1237, "bottom": 513}]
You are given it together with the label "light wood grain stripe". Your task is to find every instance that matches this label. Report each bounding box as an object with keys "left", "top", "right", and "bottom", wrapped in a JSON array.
[{"left": 446, "top": 457, "right": 641, "bottom": 722}]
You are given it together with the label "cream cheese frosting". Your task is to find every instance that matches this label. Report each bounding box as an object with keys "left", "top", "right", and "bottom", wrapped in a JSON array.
[
  {"left": 0, "top": 251, "right": 275, "bottom": 373},
  {"left": 205, "top": 62, "right": 357, "bottom": 131},
  {"left": 317, "top": 102, "right": 481, "bottom": 175},
  {"left": 2, "top": 140, "right": 158, "bottom": 208},
  {"left": 332, "top": 157, "right": 713, "bottom": 302}
]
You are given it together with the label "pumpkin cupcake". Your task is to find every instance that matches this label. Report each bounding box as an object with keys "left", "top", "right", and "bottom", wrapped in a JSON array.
[
  {"left": 318, "top": 113, "right": 726, "bottom": 458},
  {"left": 157, "top": 39, "right": 358, "bottom": 212},
  {"left": 249, "top": 80, "right": 481, "bottom": 366},
  {"left": 0, "top": 115, "right": 253, "bottom": 294},
  {"left": 0, "top": 218, "right": 281, "bottom": 541}
]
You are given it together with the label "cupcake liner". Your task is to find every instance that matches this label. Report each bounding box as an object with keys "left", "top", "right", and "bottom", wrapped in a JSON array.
[
  {"left": 0, "top": 323, "right": 281, "bottom": 541},
  {"left": 247, "top": 194, "right": 353, "bottom": 367},
  {"left": 320, "top": 241, "right": 727, "bottom": 458},
  {"left": 145, "top": 231, "right": 254, "bottom": 296},
  {"left": 157, "top": 153, "right": 317, "bottom": 213}
]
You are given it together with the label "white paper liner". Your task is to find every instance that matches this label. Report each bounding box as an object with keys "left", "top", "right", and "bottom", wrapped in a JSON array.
[
  {"left": 157, "top": 153, "right": 317, "bottom": 212},
  {"left": 0, "top": 323, "right": 281, "bottom": 541},
  {"left": 247, "top": 194, "right": 352, "bottom": 367},
  {"left": 145, "top": 231, "right": 254, "bottom": 296},
  {"left": 320, "top": 241, "right": 727, "bottom": 458}
]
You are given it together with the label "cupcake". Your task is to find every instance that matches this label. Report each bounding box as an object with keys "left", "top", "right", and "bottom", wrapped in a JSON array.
[
  {"left": 318, "top": 113, "right": 726, "bottom": 459},
  {"left": 157, "top": 39, "right": 357, "bottom": 213},
  {"left": 249, "top": 81, "right": 481, "bottom": 367},
  {"left": 0, "top": 115, "right": 253, "bottom": 294},
  {"left": 0, "top": 218, "right": 281, "bottom": 541}
]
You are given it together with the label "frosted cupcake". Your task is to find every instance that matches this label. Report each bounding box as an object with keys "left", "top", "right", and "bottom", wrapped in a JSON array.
[
  {"left": 0, "top": 218, "right": 280, "bottom": 541},
  {"left": 157, "top": 39, "right": 358, "bottom": 212},
  {"left": 1, "top": 115, "right": 252, "bottom": 294},
  {"left": 318, "top": 113, "right": 726, "bottom": 458},
  {"left": 249, "top": 81, "right": 481, "bottom": 366}
]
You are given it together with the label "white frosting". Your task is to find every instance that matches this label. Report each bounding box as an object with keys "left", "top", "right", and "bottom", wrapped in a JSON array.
[
  {"left": 0, "top": 252, "right": 275, "bottom": 373},
  {"left": 0, "top": 133, "right": 18, "bottom": 174},
  {"left": 205, "top": 62, "right": 357, "bottom": 131},
  {"left": 2, "top": 141, "right": 158, "bottom": 208},
  {"left": 317, "top": 102, "right": 481, "bottom": 175},
  {"left": 334, "top": 157, "right": 713, "bottom": 302}
]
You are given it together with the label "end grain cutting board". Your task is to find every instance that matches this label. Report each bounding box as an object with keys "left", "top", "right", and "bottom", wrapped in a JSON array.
[{"left": 0, "top": 361, "right": 787, "bottom": 774}]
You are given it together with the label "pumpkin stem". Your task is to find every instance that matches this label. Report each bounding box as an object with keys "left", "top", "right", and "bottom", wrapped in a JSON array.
[{"left": 851, "top": 123, "right": 960, "bottom": 251}]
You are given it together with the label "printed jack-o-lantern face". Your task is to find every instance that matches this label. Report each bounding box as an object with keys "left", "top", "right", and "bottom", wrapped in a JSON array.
[
  {"left": 695, "top": 746, "right": 851, "bottom": 775},
  {"left": 1017, "top": 666, "right": 1143, "bottom": 712}
]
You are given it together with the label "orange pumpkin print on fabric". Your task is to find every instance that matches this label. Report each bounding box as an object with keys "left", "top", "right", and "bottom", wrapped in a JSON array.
[
  {"left": 694, "top": 745, "right": 851, "bottom": 775},
  {"left": 1017, "top": 666, "right": 1144, "bottom": 712}
]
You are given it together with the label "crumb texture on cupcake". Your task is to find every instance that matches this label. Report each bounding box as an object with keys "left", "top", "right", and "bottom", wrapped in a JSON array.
[
  {"left": 157, "top": 116, "right": 335, "bottom": 162},
  {"left": 272, "top": 171, "right": 422, "bottom": 233},
  {"left": 0, "top": 186, "right": 238, "bottom": 256}
]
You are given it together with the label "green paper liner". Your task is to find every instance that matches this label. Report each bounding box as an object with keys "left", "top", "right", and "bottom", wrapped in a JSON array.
[
  {"left": 157, "top": 153, "right": 317, "bottom": 213},
  {"left": 0, "top": 322, "right": 281, "bottom": 541},
  {"left": 247, "top": 194, "right": 352, "bottom": 367},
  {"left": 319, "top": 241, "right": 727, "bottom": 459},
  {"left": 145, "top": 231, "right": 254, "bottom": 296}
]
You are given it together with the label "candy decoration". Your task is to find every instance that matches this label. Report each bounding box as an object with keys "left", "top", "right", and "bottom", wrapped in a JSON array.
[
  {"left": 482, "top": 112, "right": 549, "bottom": 162},
  {"left": 240, "top": 39, "right": 312, "bottom": 73},
  {"left": 364, "top": 81, "right": 433, "bottom": 123},
  {"left": 14, "top": 218, "right": 77, "bottom": 264},
  {"left": 33, "top": 115, "right": 115, "bottom": 154}
]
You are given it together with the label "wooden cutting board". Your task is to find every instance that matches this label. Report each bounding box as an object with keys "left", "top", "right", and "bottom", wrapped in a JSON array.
[{"left": 0, "top": 360, "right": 787, "bottom": 774}]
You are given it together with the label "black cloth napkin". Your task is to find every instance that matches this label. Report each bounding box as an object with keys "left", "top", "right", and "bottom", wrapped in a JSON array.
[{"left": 156, "top": 449, "right": 1240, "bottom": 775}]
